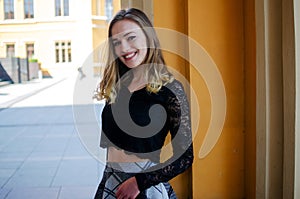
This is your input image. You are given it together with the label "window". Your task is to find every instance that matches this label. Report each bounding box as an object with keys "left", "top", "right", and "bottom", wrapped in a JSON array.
[
  {"left": 55, "top": 0, "right": 61, "bottom": 16},
  {"left": 26, "top": 44, "right": 34, "bottom": 59},
  {"left": 6, "top": 44, "right": 15, "bottom": 58},
  {"left": 55, "top": 42, "right": 60, "bottom": 62},
  {"left": 94, "top": 0, "right": 113, "bottom": 19},
  {"left": 24, "top": 0, "right": 34, "bottom": 19},
  {"left": 55, "top": 41, "right": 72, "bottom": 63},
  {"left": 63, "top": 0, "right": 69, "bottom": 16},
  {"left": 61, "top": 42, "right": 65, "bottom": 62},
  {"left": 55, "top": 0, "right": 69, "bottom": 16},
  {"left": 105, "top": 0, "right": 113, "bottom": 21},
  {"left": 4, "top": 0, "right": 14, "bottom": 19},
  {"left": 67, "top": 42, "right": 72, "bottom": 62}
]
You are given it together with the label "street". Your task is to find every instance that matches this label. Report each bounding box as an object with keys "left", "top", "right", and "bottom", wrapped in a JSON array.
[{"left": 0, "top": 73, "right": 105, "bottom": 199}]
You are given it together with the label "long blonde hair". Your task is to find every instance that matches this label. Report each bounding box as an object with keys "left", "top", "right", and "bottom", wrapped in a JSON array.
[{"left": 94, "top": 8, "right": 173, "bottom": 103}]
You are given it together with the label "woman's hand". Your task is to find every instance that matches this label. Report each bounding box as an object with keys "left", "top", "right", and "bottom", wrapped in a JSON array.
[{"left": 116, "top": 177, "right": 140, "bottom": 199}]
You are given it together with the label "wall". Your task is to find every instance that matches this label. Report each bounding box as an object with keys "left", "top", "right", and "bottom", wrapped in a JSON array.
[
  {"left": 256, "top": 0, "right": 300, "bottom": 198},
  {"left": 92, "top": 0, "right": 120, "bottom": 75},
  {"left": 282, "top": 0, "right": 296, "bottom": 198},
  {"left": 295, "top": 0, "right": 300, "bottom": 197},
  {"left": 152, "top": 0, "right": 257, "bottom": 198},
  {"left": 189, "top": 0, "right": 245, "bottom": 198},
  {"left": 282, "top": 0, "right": 300, "bottom": 197},
  {"left": 0, "top": 0, "right": 97, "bottom": 77},
  {"left": 244, "top": 0, "right": 256, "bottom": 198},
  {"left": 152, "top": 1, "right": 191, "bottom": 198},
  {"left": 255, "top": 0, "right": 300, "bottom": 198}
]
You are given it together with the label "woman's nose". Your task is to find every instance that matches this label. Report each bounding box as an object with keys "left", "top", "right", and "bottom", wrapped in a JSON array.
[{"left": 120, "top": 41, "right": 130, "bottom": 53}]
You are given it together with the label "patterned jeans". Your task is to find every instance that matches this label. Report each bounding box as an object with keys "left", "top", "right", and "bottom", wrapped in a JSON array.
[{"left": 94, "top": 161, "right": 177, "bottom": 199}]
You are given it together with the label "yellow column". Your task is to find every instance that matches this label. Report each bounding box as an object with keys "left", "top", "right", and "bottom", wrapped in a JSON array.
[
  {"left": 153, "top": 0, "right": 257, "bottom": 198},
  {"left": 153, "top": 0, "right": 191, "bottom": 199},
  {"left": 189, "top": 0, "right": 245, "bottom": 198}
]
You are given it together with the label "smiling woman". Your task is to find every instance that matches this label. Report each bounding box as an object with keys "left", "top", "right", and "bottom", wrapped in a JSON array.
[
  {"left": 111, "top": 19, "right": 148, "bottom": 69},
  {"left": 93, "top": 8, "right": 194, "bottom": 199}
]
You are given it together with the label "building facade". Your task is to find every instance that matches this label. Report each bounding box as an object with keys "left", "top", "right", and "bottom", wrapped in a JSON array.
[{"left": 0, "top": 0, "right": 120, "bottom": 77}]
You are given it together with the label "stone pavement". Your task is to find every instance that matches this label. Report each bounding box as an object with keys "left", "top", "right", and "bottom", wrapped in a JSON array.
[
  {"left": 0, "top": 73, "right": 105, "bottom": 199},
  {"left": 0, "top": 77, "right": 66, "bottom": 110}
]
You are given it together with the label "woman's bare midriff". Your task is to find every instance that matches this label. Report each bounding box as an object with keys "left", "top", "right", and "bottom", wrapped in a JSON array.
[{"left": 107, "top": 147, "right": 149, "bottom": 162}]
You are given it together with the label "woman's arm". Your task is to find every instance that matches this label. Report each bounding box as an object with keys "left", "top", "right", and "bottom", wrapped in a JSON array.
[{"left": 135, "top": 80, "right": 194, "bottom": 191}]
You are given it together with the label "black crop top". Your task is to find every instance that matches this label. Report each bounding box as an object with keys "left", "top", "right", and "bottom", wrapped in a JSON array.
[{"left": 100, "top": 79, "right": 194, "bottom": 191}]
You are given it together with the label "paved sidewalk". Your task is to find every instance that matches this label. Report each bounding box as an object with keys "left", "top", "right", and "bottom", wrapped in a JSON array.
[
  {"left": 0, "top": 77, "right": 66, "bottom": 110},
  {"left": 0, "top": 74, "right": 105, "bottom": 199}
]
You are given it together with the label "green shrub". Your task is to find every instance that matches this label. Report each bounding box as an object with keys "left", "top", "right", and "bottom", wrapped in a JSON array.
[{"left": 29, "top": 58, "right": 38, "bottom": 63}]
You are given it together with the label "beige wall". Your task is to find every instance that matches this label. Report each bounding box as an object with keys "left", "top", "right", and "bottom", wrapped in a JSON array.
[
  {"left": 0, "top": 0, "right": 113, "bottom": 77},
  {"left": 256, "top": 0, "right": 284, "bottom": 197},
  {"left": 295, "top": 0, "right": 300, "bottom": 196},
  {"left": 283, "top": 0, "right": 296, "bottom": 198},
  {"left": 244, "top": 0, "right": 256, "bottom": 198},
  {"left": 0, "top": 0, "right": 93, "bottom": 77},
  {"left": 256, "top": 0, "right": 300, "bottom": 198}
]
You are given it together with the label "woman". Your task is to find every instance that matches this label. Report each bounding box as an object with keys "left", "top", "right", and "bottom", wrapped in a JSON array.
[{"left": 94, "top": 8, "right": 193, "bottom": 199}]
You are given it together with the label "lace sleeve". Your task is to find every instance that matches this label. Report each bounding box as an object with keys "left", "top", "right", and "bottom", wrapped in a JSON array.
[{"left": 135, "top": 80, "right": 194, "bottom": 191}]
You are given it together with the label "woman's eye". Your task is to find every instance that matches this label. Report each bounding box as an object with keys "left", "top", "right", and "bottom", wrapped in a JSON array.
[
  {"left": 113, "top": 41, "right": 121, "bottom": 47},
  {"left": 128, "top": 36, "right": 136, "bottom": 41}
]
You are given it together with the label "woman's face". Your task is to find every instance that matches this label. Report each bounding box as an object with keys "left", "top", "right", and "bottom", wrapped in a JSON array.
[{"left": 111, "top": 19, "right": 148, "bottom": 69}]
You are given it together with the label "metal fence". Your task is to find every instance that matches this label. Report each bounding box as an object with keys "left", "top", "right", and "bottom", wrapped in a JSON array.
[{"left": 0, "top": 57, "right": 39, "bottom": 84}]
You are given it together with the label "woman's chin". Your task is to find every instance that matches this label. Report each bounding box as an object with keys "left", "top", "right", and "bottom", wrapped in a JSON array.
[{"left": 123, "top": 61, "right": 142, "bottom": 69}]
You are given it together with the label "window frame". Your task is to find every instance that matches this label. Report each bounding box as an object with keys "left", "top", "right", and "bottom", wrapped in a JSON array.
[
  {"left": 4, "top": 0, "right": 14, "bottom": 20},
  {"left": 6, "top": 43, "right": 15, "bottom": 58},
  {"left": 55, "top": 0, "right": 69, "bottom": 16},
  {"left": 26, "top": 43, "right": 35, "bottom": 59},
  {"left": 105, "top": 0, "right": 113, "bottom": 21},
  {"left": 24, "top": 0, "right": 34, "bottom": 19},
  {"left": 55, "top": 41, "right": 72, "bottom": 64}
]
